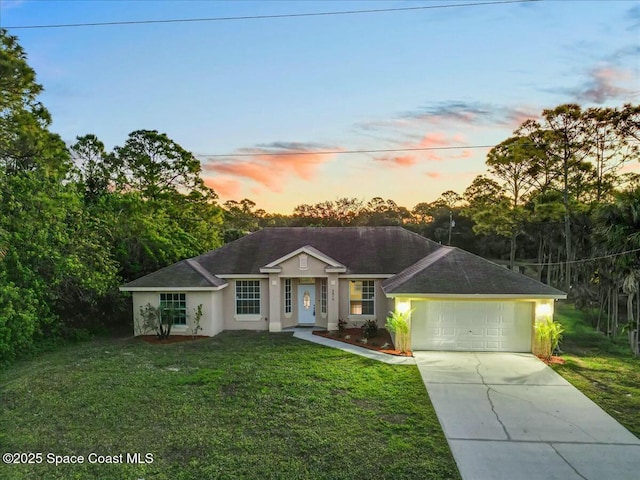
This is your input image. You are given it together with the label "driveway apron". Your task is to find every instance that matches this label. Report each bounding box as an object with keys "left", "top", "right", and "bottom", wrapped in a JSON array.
[{"left": 414, "top": 352, "right": 640, "bottom": 480}]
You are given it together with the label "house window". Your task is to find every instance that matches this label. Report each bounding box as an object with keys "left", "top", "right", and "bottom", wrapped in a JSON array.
[
  {"left": 284, "top": 279, "right": 292, "bottom": 314},
  {"left": 320, "top": 279, "right": 327, "bottom": 315},
  {"left": 159, "top": 293, "right": 187, "bottom": 325},
  {"left": 236, "top": 280, "right": 261, "bottom": 315},
  {"left": 350, "top": 280, "right": 375, "bottom": 315}
]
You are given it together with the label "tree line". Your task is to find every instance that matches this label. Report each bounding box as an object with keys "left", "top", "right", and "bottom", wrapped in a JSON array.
[{"left": 1, "top": 29, "right": 638, "bottom": 363}]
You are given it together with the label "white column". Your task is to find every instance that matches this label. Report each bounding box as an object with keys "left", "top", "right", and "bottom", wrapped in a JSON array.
[
  {"left": 268, "top": 274, "right": 282, "bottom": 332},
  {"left": 327, "top": 273, "right": 339, "bottom": 330}
]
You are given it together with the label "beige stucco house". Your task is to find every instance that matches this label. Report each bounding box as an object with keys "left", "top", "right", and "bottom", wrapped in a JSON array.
[{"left": 120, "top": 227, "right": 566, "bottom": 352}]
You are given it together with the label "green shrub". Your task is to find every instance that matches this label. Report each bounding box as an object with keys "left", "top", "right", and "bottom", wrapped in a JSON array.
[
  {"left": 0, "top": 280, "right": 40, "bottom": 365},
  {"left": 191, "top": 304, "right": 204, "bottom": 336},
  {"left": 386, "top": 309, "right": 412, "bottom": 353},
  {"left": 137, "top": 303, "right": 176, "bottom": 339},
  {"left": 361, "top": 319, "right": 378, "bottom": 339},
  {"left": 535, "top": 320, "right": 564, "bottom": 360}
]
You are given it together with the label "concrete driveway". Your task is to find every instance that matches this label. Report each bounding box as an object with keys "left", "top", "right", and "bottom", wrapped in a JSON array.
[{"left": 414, "top": 352, "right": 640, "bottom": 480}]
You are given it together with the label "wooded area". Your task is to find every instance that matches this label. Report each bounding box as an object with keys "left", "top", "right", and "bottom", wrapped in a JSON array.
[{"left": 1, "top": 29, "right": 638, "bottom": 363}]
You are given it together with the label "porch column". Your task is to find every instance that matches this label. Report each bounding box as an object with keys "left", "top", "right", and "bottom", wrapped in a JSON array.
[
  {"left": 327, "top": 273, "right": 339, "bottom": 330},
  {"left": 268, "top": 273, "right": 282, "bottom": 332}
]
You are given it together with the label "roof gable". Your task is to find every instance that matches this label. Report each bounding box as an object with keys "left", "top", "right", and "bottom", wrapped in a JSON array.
[{"left": 260, "top": 245, "right": 346, "bottom": 273}]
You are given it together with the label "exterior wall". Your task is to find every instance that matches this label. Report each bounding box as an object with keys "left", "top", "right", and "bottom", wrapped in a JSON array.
[
  {"left": 210, "top": 290, "right": 225, "bottom": 336},
  {"left": 377, "top": 283, "right": 394, "bottom": 328},
  {"left": 188, "top": 291, "right": 225, "bottom": 337},
  {"left": 131, "top": 290, "right": 223, "bottom": 337},
  {"left": 223, "top": 278, "right": 270, "bottom": 331},
  {"left": 132, "top": 292, "right": 159, "bottom": 336}
]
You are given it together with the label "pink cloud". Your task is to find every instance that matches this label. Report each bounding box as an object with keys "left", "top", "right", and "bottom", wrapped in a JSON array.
[
  {"left": 376, "top": 154, "right": 418, "bottom": 167},
  {"left": 451, "top": 149, "right": 474, "bottom": 160},
  {"left": 577, "top": 66, "right": 633, "bottom": 104},
  {"left": 424, "top": 172, "right": 442, "bottom": 179},
  {"left": 417, "top": 132, "right": 450, "bottom": 148},
  {"left": 204, "top": 176, "right": 242, "bottom": 198},
  {"left": 375, "top": 131, "right": 470, "bottom": 166},
  {"left": 204, "top": 148, "right": 339, "bottom": 192}
]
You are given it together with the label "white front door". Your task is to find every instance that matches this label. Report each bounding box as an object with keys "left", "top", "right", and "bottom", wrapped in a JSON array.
[{"left": 297, "top": 285, "right": 316, "bottom": 325}]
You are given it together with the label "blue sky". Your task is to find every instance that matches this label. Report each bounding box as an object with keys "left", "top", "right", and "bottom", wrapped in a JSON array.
[{"left": 2, "top": 0, "right": 639, "bottom": 213}]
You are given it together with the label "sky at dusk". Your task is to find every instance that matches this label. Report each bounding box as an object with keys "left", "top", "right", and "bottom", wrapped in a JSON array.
[{"left": 1, "top": 0, "right": 639, "bottom": 213}]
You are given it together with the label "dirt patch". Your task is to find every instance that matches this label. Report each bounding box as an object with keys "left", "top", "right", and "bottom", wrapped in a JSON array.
[
  {"left": 379, "top": 413, "right": 409, "bottom": 425},
  {"left": 139, "top": 335, "right": 209, "bottom": 345},
  {"left": 313, "top": 328, "right": 412, "bottom": 357}
]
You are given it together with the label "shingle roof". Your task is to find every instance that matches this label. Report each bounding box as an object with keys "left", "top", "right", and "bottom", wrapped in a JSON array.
[
  {"left": 122, "top": 258, "right": 227, "bottom": 289},
  {"left": 121, "top": 226, "right": 566, "bottom": 298},
  {"left": 382, "top": 246, "right": 566, "bottom": 297},
  {"left": 122, "top": 227, "right": 440, "bottom": 288},
  {"left": 194, "top": 226, "right": 441, "bottom": 275}
]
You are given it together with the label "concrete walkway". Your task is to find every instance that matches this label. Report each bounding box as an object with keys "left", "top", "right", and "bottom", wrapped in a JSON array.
[
  {"left": 292, "top": 329, "right": 415, "bottom": 365},
  {"left": 414, "top": 352, "right": 640, "bottom": 480}
]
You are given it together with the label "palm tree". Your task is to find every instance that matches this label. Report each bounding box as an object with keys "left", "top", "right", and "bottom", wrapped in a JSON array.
[{"left": 593, "top": 187, "right": 640, "bottom": 353}]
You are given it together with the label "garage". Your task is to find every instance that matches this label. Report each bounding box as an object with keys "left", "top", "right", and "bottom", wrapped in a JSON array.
[{"left": 411, "top": 300, "right": 533, "bottom": 352}]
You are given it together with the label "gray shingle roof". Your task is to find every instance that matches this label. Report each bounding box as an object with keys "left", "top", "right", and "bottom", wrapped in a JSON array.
[
  {"left": 122, "top": 227, "right": 440, "bottom": 288},
  {"left": 194, "top": 226, "right": 441, "bottom": 275},
  {"left": 382, "top": 246, "right": 566, "bottom": 297},
  {"left": 122, "top": 258, "right": 227, "bottom": 289},
  {"left": 122, "top": 226, "right": 566, "bottom": 298}
]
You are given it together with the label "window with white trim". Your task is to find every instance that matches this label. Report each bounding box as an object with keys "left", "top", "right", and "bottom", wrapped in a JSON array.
[
  {"left": 159, "top": 293, "right": 187, "bottom": 325},
  {"left": 349, "top": 280, "right": 375, "bottom": 315},
  {"left": 236, "top": 280, "right": 261, "bottom": 315},
  {"left": 284, "top": 279, "right": 292, "bottom": 314},
  {"left": 320, "top": 278, "right": 327, "bottom": 315}
]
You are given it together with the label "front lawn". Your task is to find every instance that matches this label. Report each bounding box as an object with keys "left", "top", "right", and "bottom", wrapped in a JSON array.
[
  {"left": 553, "top": 303, "right": 640, "bottom": 438},
  {"left": 0, "top": 332, "right": 460, "bottom": 480}
]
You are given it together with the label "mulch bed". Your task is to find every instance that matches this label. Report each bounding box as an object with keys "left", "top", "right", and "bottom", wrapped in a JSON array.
[
  {"left": 536, "top": 355, "right": 566, "bottom": 365},
  {"left": 313, "top": 328, "right": 413, "bottom": 357},
  {"left": 139, "top": 335, "right": 209, "bottom": 345}
]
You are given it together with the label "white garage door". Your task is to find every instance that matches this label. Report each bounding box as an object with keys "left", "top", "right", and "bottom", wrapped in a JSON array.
[{"left": 412, "top": 301, "right": 533, "bottom": 352}]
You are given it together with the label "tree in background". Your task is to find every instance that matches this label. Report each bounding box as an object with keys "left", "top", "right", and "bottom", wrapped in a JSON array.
[
  {"left": 70, "top": 131, "right": 224, "bottom": 283},
  {"left": 70, "top": 134, "right": 114, "bottom": 203},
  {"left": 0, "top": 29, "right": 119, "bottom": 362},
  {"left": 469, "top": 137, "right": 536, "bottom": 269},
  {"left": 592, "top": 187, "right": 640, "bottom": 353},
  {"left": 293, "top": 197, "right": 364, "bottom": 226},
  {"left": 538, "top": 104, "right": 593, "bottom": 290},
  {"left": 222, "top": 198, "right": 265, "bottom": 242}
]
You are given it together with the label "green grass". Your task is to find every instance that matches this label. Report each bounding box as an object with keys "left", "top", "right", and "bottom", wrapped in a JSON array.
[
  {"left": 553, "top": 303, "right": 640, "bottom": 438},
  {"left": 0, "top": 332, "right": 460, "bottom": 480}
]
